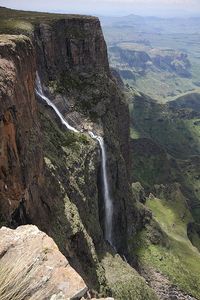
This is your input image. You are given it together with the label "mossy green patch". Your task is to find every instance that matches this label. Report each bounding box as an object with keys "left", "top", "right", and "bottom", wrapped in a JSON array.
[
  {"left": 39, "top": 105, "right": 110, "bottom": 292},
  {"left": 130, "top": 90, "right": 200, "bottom": 222},
  {"left": 101, "top": 253, "right": 158, "bottom": 300},
  {"left": 177, "top": 157, "right": 200, "bottom": 223},
  {"left": 130, "top": 92, "right": 200, "bottom": 158},
  {"left": 39, "top": 109, "right": 90, "bottom": 167},
  {"left": 134, "top": 195, "right": 200, "bottom": 299},
  {"left": 48, "top": 71, "right": 118, "bottom": 124},
  {"left": 147, "top": 196, "right": 192, "bottom": 242},
  {"left": 129, "top": 90, "right": 200, "bottom": 297},
  {"left": 131, "top": 139, "right": 175, "bottom": 190}
]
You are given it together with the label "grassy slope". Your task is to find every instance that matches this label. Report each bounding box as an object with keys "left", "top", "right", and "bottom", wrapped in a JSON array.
[
  {"left": 138, "top": 195, "right": 200, "bottom": 298},
  {"left": 130, "top": 92, "right": 200, "bottom": 222},
  {"left": 130, "top": 91, "right": 200, "bottom": 158},
  {"left": 0, "top": 6, "right": 96, "bottom": 35},
  {"left": 129, "top": 90, "right": 200, "bottom": 298},
  {"left": 101, "top": 253, "right": 158, "bottom": 300}
]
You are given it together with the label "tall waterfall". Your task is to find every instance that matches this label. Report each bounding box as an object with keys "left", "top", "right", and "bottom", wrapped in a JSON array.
[
  {"left": 89, "top": 132, "right": 113, "bottom": 245},
  {"left": 35, "top": 73, "right": 114, "bottom": 245},
  {"left": 35, "top": 73, "right": 78, "bottom": 133}
]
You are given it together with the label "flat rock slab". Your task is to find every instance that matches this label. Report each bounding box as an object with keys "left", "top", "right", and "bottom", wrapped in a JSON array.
[{"left": 0, "top": 225, "right": 87, "bottom": 300}]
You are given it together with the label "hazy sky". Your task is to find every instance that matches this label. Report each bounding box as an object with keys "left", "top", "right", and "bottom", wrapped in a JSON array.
[{"left": 1, "top": 0, "right": 200, "bottom": 17}]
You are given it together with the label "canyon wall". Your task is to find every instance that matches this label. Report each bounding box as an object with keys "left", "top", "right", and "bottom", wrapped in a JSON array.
[
  {"left": 33, "top": 15, "right": 132, "bottom": 253},
  {"left": 0, "top": 9, "right": 157, "bottom": 299},
  {"left": 0, "top": 35, "right": 43, "bottom": 226}
]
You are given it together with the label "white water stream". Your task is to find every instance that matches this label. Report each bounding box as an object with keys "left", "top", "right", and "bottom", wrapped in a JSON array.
[
  {"left": 89, "top": 132, "right": 113, "bottom": 245},
  {"left": 35, "top": 73, "right": 78, "bottom": 133},
  {"left": 36, "top": 73, "right": 113, "bottom": 245}
]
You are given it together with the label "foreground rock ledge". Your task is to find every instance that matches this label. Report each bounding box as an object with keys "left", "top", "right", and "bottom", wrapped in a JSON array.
[{"left": 0, "top": 225, "right": 87, "bottom": 300}]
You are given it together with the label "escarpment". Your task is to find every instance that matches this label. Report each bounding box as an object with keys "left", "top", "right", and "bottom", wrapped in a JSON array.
[
  {"left": 34, "top": 17, "right": 109, "bottom": 80},
  {"left": 0, "top": 8, "right": 158, "bottom": 299},
  {"left": 33, "top": 16, "right": 132, "bottom": 253}
]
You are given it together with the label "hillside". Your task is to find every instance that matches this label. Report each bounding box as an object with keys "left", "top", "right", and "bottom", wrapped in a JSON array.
[
  {"left": 101, "top": 15, "right": 200, "bottom": 101},
  {"left": 129, "top": 89, "right": 200, "bottom": 298}
]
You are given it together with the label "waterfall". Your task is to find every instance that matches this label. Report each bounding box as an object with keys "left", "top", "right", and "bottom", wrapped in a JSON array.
[
  {"left": 89, "top": 132, "right": 113, "bottom": 245},
  {"left": 35, "top": 73, "right": 78, "bottom": 133},
  {"left": 35, "top": 73, "right": 114, "bottom": 245}
]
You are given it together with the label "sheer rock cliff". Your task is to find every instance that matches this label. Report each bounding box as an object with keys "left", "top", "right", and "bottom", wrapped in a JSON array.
[{"left": 0, "top": 8, "right": 157, "bottom": 299}]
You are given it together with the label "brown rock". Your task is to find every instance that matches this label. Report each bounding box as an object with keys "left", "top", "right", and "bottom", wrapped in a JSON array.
[
  {"left": 0, "top": 35, "right": 43, "bottom": 225},
  {"left": 0, "top": 225, "right": 87, "bottom": 300},
  {"left": 35, "top": 17, "right": 109, "bottom": 83}
]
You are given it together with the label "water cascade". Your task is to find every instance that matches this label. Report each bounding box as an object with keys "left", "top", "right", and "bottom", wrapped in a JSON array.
[
  {"left": 89, "top": 132, "right": 113, "bottom": 245},
  {"left": 35, "top": 73, "right": 78, "bottom": 133},
  {"left": 35, "top": 73, "right": 114, "bottom": 246}
]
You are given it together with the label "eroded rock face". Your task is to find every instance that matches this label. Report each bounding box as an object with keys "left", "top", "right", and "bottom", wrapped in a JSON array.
[
  {"left": 0, "top": 14, "right": 142, "bottom": 296},
  {"left": 0, "top": 33, "right": 107, "bottom": 292},
  {"left": 34, "top": 17, "right": 109, "bottom": 82},
  {"left": 0, "top": 225, "right": 87, "bottom": 300},
  {"left": 0, "top": 35, "right": 43, "bottom": 226},
  {"left": 34, "top": 17, "right": 132, "bottom": 254}
]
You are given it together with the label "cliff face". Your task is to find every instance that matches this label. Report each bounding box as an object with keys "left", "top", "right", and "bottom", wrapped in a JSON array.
[
  {"left": 0, "top": 35, "right": 43, "bottom": 226},
  {"left": 0, "top": 33, "right": 104, "bottom": 290},
  {"left": 0, "top": 9, "right": 157, "bottom": 299},
  {"left": 34, "top": 17, "right": 109, "bottom": 80},
  {"left": 34, "top": 16, "right": 132, "bottom": 252}
]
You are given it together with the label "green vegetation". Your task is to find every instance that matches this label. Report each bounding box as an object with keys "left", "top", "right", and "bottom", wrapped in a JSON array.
[
  {"left": 48, "top": 70, "right": 117, "bottom": 123},
  {"left": 102, "top": 15, "right": 200, "bottom": 101},
  {"left": 134, "top": 195, "right": 200, "bottom": 299},
  {"left": 0, "top": 6, "right": 96, "bottom": 35},
  {"left": 130, "top": 91, "right": 200, "bottom": 221},
  {"left": 129, "top": 89, "right": 200, "bottom": 298},
  {"left": 130, "top": 92, "right": 200, "bottom": 223},
  {"left": 39, "top": 106, "right": 110, "bottom": 292},
  {"left": 39, "top": 107, "right": 92, "bottom": 250},
  {"left": 130, "top": 139, "right": 175, "bottom": 190},
  {"left": 131, "top": 92, "right": 200, "bottom": 158},
  {"left": 102, "top": 253, "right": 158, "bottom": 300},
  {"left": 39, "top": 104, "right": 159, "bottom": 298},
  {"left": 39, "top": 109, "right": 90, "bottom": 166}
]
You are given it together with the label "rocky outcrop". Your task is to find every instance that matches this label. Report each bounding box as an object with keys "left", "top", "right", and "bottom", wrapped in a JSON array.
[
  {"left": 109, "top": 45, "right": 191, "bottom": 78},
  {"left": 140, "top": 267, "right": 197, "bottom": 300},
  {"left": 0, "top": 225, "right": 87, "bottom": 300},
  {"left": 110, "top": 46, "right": 150, "bottom": 75},
  {"left": 34, "top": 17, "right": 109, "bottom": 82}
]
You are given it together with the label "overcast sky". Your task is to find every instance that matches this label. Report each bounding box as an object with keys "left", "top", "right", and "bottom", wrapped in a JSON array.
[{"left": 1, "top": 0, "right": 200, "bottom": 17}]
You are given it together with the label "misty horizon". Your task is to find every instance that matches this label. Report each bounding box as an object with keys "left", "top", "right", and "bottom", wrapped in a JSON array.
[{"left": 1, "top": 0, "right": 200, "bottom": 18}]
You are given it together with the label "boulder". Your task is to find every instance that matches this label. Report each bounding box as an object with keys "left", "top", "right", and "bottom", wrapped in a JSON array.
[{"left": 0, "top": 225, "right": 87, "bottom": 300}]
